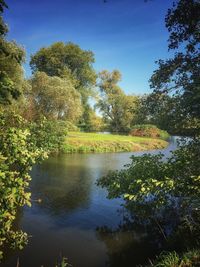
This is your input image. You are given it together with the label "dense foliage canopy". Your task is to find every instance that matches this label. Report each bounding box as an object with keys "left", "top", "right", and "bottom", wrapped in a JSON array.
[
  {"left": 30, "top": 72, "right": 82, "bottom": 122},
  {"left": 149, "top": 0, "right": 200, "bottom": 136},
  {"left": 30, "top": 42, "right": 97, "bottom": 102}
]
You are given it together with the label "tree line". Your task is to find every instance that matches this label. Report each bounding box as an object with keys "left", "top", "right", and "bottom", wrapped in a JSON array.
[{"left": 1, "top": 0, "right": 194, "bottom": 136}]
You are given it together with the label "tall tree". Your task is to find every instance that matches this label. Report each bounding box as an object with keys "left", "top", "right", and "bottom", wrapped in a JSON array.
[
  {"left": 29, "top": 72, "right": 82, "bottom": 122},
  {"left": 30, "top": 42, "right": 97, "bottom": 103},
  {"left": 0, "top": 0, "right": 8, "bottom": 36},
  {"left": 97, "top": 70, "right": 139, "bottom": 132},
  {"left": 150, "top": 0, "right": 200, "bottom": 136},
  {"left": 0, "top": 0, "right": 25, "bottom": 105}
]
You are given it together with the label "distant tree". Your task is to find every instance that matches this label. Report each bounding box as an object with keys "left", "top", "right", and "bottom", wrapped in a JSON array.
[
  {"left": 78, "top": 104, "right": 105, "bottom": 132},
  {"left": 30, "top": 42, "right": 97, "bottom": 103},
  {"left": 29, "top": 72, "right": 82, "bottom": 122},
  {"left": 97, "top": 70, "right": 139, "bottom": 132},
  {"left": 135, "top": 93, "right": 191, "bottom": 135}
]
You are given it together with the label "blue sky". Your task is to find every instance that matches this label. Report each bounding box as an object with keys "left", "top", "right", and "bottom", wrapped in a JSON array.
[{"left": 4, "top": 0, "right": 174, "bottom": 95}]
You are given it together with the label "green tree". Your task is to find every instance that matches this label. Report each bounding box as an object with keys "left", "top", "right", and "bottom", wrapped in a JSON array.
[
  {"left": 135, "top": 93, "right": 188, "bottom": 135},
  {"left": 78, "top": 104, "right": 104, "bottom": 132},
  {"left": 30, "top": 42, "right": 97, "bottom": 103},
  {"left": 133, "top": 0, "right": 200, "bottom": 137},
  {"left": 0, "top": 0, "right": 8, "bottom": 36},
  {"left": 0, "top": 40, "right": 26, "bottom": 104},
  {"left": 0, "top": 0, "right": 25, "bottom": 105},
  {"left": 97, "top": 70, "right": 139, "bottom": 132},
  {"left": 149, "top": 0, "right": 200, "bottom": 136},
  {"left": 29, "top": 72, "right": 82, "bottom": 123}
]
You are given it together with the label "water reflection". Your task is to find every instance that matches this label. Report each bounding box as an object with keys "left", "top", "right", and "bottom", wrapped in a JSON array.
[
  {"left": 3, "top": 139, "right": 178, "bottom": 267},
  {"left": 31, "top": 156, "right": 93, "bottom": 215},
  {"left": 96, "top": 227, "right": 159, "bottom": 267}
]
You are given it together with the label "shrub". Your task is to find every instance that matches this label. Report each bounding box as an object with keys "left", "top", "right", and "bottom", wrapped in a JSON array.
[
  {"left": 0, "top": 112, "right": 47, "bottom": 260},
  {"left": 30, "top": 119, "right": 69, "bottom": 153},
  {"left": 130, "top": 124, "right": 169, "bottom": 139}
]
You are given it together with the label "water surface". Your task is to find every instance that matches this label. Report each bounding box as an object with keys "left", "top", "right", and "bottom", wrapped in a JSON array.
[{"left": 3, "top": 137, "right": 178, "bottom": 267}]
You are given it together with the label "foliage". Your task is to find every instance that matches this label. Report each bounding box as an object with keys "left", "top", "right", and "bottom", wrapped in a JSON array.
[
  {"left": 63, "top": 132, "right": 167, "bottom": 153},
  {"left": 88, "top": 112, "right": 105, "bottom": 132},
  {"left": 0, "top": 0, "right": 8, "bottom": 36},
  {"left": 0, "top": 24, "right": 25, "bottom": 105},
  {"left": 149, "top": 0, "right": 200, "bottom": 137},
  {"left": 30, "top": 42, "right": 97, "bottom": 102},
  {"left": 98, "top": 138, "right": 200, "bottom": 241},
  {"left": 0, "top": 112, "right": 48, "bottom": 259},
  {"left": 148, "top": 249, "right": 200, "bottom": 267},
  {"left": 63, "top": 121, "right": 80, "bottom": 132},
  {"left": 130, "top": 124, "right": 169, "bottom": 140},
  {"left": 135, "top": 0, "right": 200, "bottom": 136},
  {"left": 0, "top": 110, "right": 69, "bottom": 259},
  {"left": 30, "top": 42, "right": 97, "bottom": 127},
  {"left": 97, "top": 70, "right": 139, "bottom": 133},
  {"left": 135, "top": 94, "right": 183, "bottom": 135},
  {"left": 0, "top": 71, "right": 18, "bottom": 104},
  {"left": 30, "top": 118, "right": 69, "bottom": 153},
  {"left": 78, "top": 104, "right": 105, "bottom": 132},
  {"left": 29, "top": 72, "right": 82, "bottom": 122},
  {"left": 55, "top": 257, "right": 71, "bottom": 267}
]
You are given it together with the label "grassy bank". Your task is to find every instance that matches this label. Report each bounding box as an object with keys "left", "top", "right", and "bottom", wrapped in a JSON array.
[{"left": 62, "top": 132, "right": 169, "bottom": 153}]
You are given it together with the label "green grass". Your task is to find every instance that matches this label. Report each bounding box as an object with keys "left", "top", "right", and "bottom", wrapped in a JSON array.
[
  {"left": 62, "top": 132, "right": 168, "bottom": 153},
  {"left": 148, "top": 249, "right": 200, "bottom": 267}
]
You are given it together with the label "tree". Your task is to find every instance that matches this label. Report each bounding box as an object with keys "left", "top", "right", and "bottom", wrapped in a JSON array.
[
  {"left": 78, "top": 104, "right": 104, "bottom": 132},
  {"left": 30, "top": 42, "right": 97, "bottom": 103},
  {"left": 0, "top": 0, "right": 25, "bottom": 105},
  {"left": 97, "top": 70, "right": 139, "bottom": 132},
  {"left": 0, "top": 0, "right": 8, "bottom": 37},
  {"left": 135, "top": 93, "right": 189, "bottom": 135},
  {"left": 29, "top": 72, "right": 82, "bottom": 122},
  {"left": 149, "top": 0, "right": 200, "bottom": 136}
]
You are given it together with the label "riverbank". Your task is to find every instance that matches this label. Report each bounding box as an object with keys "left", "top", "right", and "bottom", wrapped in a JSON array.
[{"left": 62, "top": 132, "right": 169, "bottom": 153}]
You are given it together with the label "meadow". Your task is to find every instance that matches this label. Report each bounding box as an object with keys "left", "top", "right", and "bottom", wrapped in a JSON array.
[{"left": 63, "top": 132, "right": 169, "bottom": 153}]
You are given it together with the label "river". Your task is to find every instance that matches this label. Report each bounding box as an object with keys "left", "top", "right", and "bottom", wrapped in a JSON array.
[{"left": 3, "top": 137, "right": 178, "bottom": 267}]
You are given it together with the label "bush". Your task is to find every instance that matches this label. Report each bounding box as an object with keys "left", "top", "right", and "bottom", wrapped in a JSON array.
[
  {"left": 30, "top": 119, "right": 69, "bottom": 153},
  {"left": 130, "top": 124, "right": 169, "bottom": 139},
  {"left": 97, "top": 138, "right": 200, "bottom": 244},
  {"left": 64, "top": 121, "right": 80, "bottom": 132},
  {"left": 0, "top": 113, "right": 69, "bottom": 260},
  {"left": 0, "top": 112, "right": 47, "bottom": 260}
]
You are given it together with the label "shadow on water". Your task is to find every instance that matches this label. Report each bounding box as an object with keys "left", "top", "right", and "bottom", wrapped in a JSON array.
[{"left": 2, "top": 137, "right": 179, "bottom": 267}]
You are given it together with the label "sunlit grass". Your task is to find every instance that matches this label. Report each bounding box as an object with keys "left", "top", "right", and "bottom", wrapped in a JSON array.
[
  {"left": 63, "top": 132, "right": 169, "bottom": 153},
  {"left": 151, "top": 249, "right": 200, "bottom": 267}
]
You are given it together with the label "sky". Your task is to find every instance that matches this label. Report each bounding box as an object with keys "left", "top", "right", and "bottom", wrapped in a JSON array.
[{"left": 4, "top": 0, "right": 174, "bottom": 95}]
